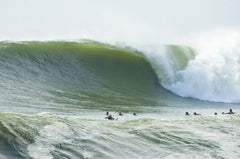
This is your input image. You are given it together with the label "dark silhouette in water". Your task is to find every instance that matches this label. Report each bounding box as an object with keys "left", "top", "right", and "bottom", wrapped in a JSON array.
[
  {"left": 107, "top": 114, "right": 114, "bottom": 120},
  {"left": 106, "top": 112, "right": 109, "bottom": 116},
  {"left": 214, "top": 112, "right": 217, "bottom": 115},
  {"left": 222, "top": 109, "right": 236, "bottom": 115},
  {"left": 105, "top": 114, "right": 118, "bottom": 120},
  {"left": 225, "top": 109, "right": 235, "bottom": 114},
  {"left": 133, "top": 112, "right": 137, "bottom": 116},
  {"left": 119, "top": 112, "right": 123, "bottom": 116},
  {"left": 185, "top": 112, "right": 190, "bottom": 116},
  {"left": 193, "top": 112, "right": 201, "bottom": 116}
]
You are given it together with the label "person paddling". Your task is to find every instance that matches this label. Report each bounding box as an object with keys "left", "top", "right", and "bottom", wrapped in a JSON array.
[
  {"left": 105, "top": 114, "right": 118, "bottom": 120},
  {"left": 225, "top": 109, "right": 235, "bottom": 114},
  {"left": 193, "top": 112, "right": 201, "bottom": 116},
  {"left": 119, "top": 112, "right": 123, "bottom": 116}
]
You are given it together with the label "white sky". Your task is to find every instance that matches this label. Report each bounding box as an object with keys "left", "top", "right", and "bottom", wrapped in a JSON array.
[{"left": 1, "top": 0, "right": 240, "bottom": 42}]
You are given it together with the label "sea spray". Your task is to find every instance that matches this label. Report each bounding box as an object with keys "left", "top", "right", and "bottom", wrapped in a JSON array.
[
  {"left": 0, "top": 39, "right": 240, "bottom": 159},
  {"left": 138, "top": 31, "right": 240, "bottom": 103}
]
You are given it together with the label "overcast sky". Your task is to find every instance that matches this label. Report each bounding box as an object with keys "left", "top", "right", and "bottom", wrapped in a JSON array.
[{"left": 1, "top": 0, "right": 240, "bottom": 42}]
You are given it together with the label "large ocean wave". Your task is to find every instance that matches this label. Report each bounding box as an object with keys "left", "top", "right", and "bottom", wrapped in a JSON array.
[
  {"left": 0, "top": 39, "right": 240, "bottom": 159},
  {"left": 0, "top": 39, "right": 239, "bottom": 103}
]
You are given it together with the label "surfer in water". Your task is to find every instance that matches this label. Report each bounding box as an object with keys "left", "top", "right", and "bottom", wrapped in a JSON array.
[
  {"left": 105, "top": 114, "right": 118, "bottom": 120},
  {"left": 119, "top": 112, "right": 123, "bottom": 116},
  {"left": 222, "top": 109, "right": 235, "bottom": 115},
  {"left": 225, "top": 109, "right": 235, "bottom": 114},
  {"left": 193, "top": 112, "right": 201, "bottom": 116},
  {"left": 133, "top": 112, "right": 137, "bottom": 116},
  {"left": 185, "top": 112, "right": 190, "bottom": 116}
]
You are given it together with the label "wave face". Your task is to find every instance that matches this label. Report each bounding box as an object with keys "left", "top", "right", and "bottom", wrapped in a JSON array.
[
  {"left": 0, "top": 40, "right": 240, "bottom": 105},
  {"left": 0, "top": 41, "right": 174, "bottom": 115}
]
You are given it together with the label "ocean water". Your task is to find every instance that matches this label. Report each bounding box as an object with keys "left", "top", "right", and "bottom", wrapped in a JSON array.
[{"left": 0, "top": 40, "right": 240, "bottom": 159}]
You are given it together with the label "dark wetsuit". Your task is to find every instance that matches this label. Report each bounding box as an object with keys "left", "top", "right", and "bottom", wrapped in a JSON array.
[
  {"left": 107, "top": 115, "right": 114, "bottom": 120},
  {"left": 226, "top": 109, "right": 235, "bottom": 114},
  {"left": 226, "top": 112, "right": 235, "bottom": 115},
  {"left": 194, "top": 112, "right": 201, "bottom": 115}
]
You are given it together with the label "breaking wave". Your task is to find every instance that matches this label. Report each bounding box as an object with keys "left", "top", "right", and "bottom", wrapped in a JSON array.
[{"left": 0, "top": 38, "right": 240, "bottom": 105}]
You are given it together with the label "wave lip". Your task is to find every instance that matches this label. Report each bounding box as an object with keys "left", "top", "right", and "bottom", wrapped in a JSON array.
[{"left": 141, "top": 34, "right": 240, "bottom": 103}]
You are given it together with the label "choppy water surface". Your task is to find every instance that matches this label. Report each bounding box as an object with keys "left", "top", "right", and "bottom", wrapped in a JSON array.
[{"left": 0, "top": 41, "right": 239, "bottom": 159}]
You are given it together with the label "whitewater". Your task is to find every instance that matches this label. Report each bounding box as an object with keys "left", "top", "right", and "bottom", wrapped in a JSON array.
[
  {"left": 2, "top": 0, "right": 240, "bottom": 158},
  {"left": 0, "top": 33, "right": 239, "bottom": 158},
  {"left": 142, "top": 30, "right": 240, "bottom": 103}
]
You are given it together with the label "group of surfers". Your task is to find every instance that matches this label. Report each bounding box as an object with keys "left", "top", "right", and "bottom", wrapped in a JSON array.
[
  {"left": 105, "top": 111, "right": 137, "bottom": 120},
  {"left": 104, "top": 109, "right": 236, "bottom": 120},
  {"left": 185, "top": 109, "right": 236, "bottom": 116}
]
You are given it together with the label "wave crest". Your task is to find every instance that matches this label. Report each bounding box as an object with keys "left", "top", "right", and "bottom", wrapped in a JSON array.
[{"left": 142, "top": 33, "right": 240, "bottom": 103}]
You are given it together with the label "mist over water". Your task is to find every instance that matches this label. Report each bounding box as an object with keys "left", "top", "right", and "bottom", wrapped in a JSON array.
[
  {"left": 140, "top": 30, "right": 240, "bottom": 103},
  {"left": 1, "top": 0, "right": 240, "bottom": 42}
]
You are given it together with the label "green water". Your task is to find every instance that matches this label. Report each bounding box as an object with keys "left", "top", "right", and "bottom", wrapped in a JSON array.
[{"left": 0, "top": 41, "right": 239, "bottom": 159}]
